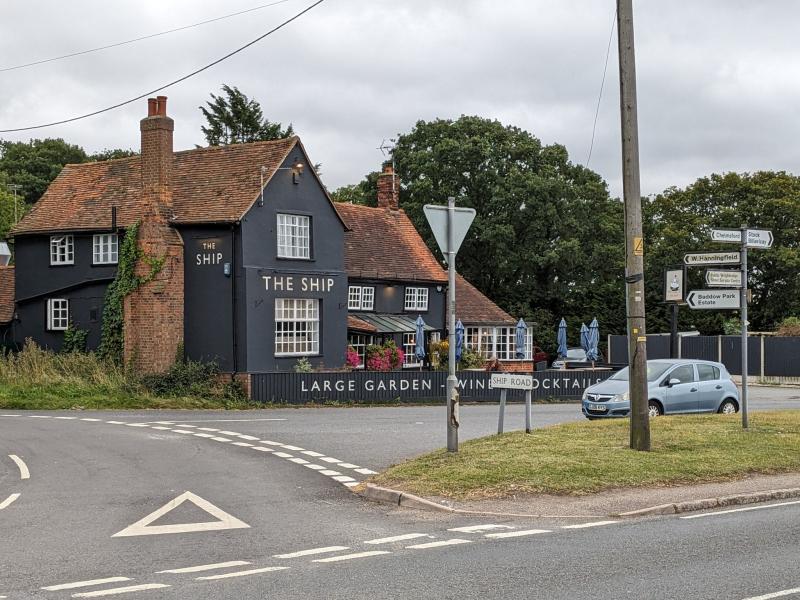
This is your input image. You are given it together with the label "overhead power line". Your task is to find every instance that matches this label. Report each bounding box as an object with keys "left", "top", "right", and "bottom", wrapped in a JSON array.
[
  {"left": 0, "top": 0, "right": 325, "bottom": 133},
  {"left": 586, "top": 8, "right": 617, "bottom": 168},
  {"left": 0, "top": 0, "right": 294, "bottom": 74}
]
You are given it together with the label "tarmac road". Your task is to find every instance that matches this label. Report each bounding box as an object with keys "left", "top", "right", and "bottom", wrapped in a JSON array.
[{"left": 1, "top": 386, "right": 798, "bottom": 599}]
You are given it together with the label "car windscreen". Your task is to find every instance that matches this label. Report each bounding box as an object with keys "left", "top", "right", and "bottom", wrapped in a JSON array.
[
  {"left": 567, "top": 348, "right": 586, "bottom": 359},
  {"left": 609, "top": 362, "right": 673, "bottom": 382}
]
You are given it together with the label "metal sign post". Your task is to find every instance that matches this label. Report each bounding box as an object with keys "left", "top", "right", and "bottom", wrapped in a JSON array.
[
  {"left": 663, "top": 265, "right": 686, "bottom": 358},
  {"left": 490, "top": 374, "right": 534, "bottom": 434},
  {"left": 424, "top": 199, "right": 476, "bottom": 453},
  {"left": 740, "top": 224, "right": 749, "bottom": 429}
]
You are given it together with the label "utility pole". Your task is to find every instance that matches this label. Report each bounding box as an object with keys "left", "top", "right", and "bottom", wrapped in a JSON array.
[
  {"left": 446, "top": 196, "right": 459, "bottom": 452},
  {"left": 6, "top": 184, "right": 22, "bottom": 223},
  {"left": 617, "top": 0, "right": 650, "bottom": 451}
]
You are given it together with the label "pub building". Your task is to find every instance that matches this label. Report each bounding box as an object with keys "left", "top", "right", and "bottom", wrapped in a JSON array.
[{"left": 1, "top": 97, "right": 533, "bottom": 385}]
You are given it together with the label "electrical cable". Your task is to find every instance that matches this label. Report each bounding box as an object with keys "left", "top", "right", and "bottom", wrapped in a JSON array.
[
  {"left": 0, "top": 0, "right": 325, "bottom": 133},
  {"left": 0, "top": 0, "right": 294, "bottom": 74},
  {"left": 586, "top": 9, "right": 617, "bottom": 168}
]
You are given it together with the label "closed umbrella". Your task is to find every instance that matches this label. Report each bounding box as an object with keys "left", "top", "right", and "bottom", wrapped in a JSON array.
[
  {"left": 414, "top": 316, "right": 426, "bottom": 370},
  {"left": 580, "top": 323, "right": 590, "bottom": 355},
  {"left": 515, "top": 318, "right": 526, "bottom": 360},
  {"left": 586, "top": 318, "right": 600, "bottom": 368},
  {"left": 455, "top": 320, "right": 464, "bottom": 366},
  {"left": 557, "top": 318, "right": 568, "bottom": 370}
]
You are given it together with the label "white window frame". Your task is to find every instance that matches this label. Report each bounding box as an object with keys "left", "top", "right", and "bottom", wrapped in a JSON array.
[
  {"left": 50, "top": 235, "right": 74, "bottom": 265},
  {"left": 464, "top": 326, "right": 533, "bottom": 360},
  {"left": 347, "top": 334, "right": 373, "bottom": 368},
  {"left": 47, "top": 299, "right": 69, "bottom": 331},
  {"left": 404, "top": 287, "right": 429, "bottom": 311},
  {"left": 348, "top": 286, "right": 375, "bottom": 311},
  {"left": 93, "top": 234, "right": 119, "bottom": 265},
  {"left": 403, "top": 332, "right": 420, "bottom": 366},
  {"left": 274, "top": 298, "right": 319, "bottom": 356},
  {"left": 277, "top": 214, "right": 310, "bottom": 259}
]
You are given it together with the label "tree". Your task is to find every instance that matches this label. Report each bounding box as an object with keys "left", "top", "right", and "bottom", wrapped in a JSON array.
[
  {"left": 0, "top": 138, "right": 88, "bottom": 204},
  {"left": 89, "top": 148, "right": 139, "bottom": 162},
  {"left": 643, "top": 171, "right": 800, "bottom": 333},
  {"left": 330, "top": 171, "right": 380, "bottom": 206},
  {"left": 339, "top": 116, "right": 627, "bottom": 342},
  {"left": 200, "top": 84, "right": 294, "bottom": 146}
]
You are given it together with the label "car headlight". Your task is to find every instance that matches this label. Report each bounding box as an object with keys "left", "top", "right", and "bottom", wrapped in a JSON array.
[
  {"left": 614, "top": 390, "right": 630, "bottom": 402},
  {"left": 582, "top": 388, "right": 590, "bottom": 400}
]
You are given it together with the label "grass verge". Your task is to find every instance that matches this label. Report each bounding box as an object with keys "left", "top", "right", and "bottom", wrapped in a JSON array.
[{"left": 372, "top": 411, "right": 800, "bottom": 499}]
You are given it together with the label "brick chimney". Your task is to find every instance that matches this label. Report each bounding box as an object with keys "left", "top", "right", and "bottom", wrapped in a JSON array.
[
  {"left": 377, "top": 164, "right": 399, "bottom": 210},
  {"left": 123, "top": 97, "right": 184, "bottom": 373}
]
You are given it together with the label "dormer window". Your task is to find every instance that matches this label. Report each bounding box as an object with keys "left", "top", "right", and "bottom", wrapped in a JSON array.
[
  {"left": 93, "top": 234, "right": 119, "bottom": 264},
  {"left": 50, "top": 235, "right": 74, "bottom": 265}
]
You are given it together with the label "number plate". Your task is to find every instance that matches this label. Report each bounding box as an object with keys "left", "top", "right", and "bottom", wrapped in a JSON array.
[{"left": 589, "top": 404, "right": 608, "bottom": 412}]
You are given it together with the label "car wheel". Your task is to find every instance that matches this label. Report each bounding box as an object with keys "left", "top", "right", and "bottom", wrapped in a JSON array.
[
  {"left": 718, "top": 399, "right": 738, "bottom": 414},
  {"left": 648, "top": 401, "right": 662, "bottom": 418}
]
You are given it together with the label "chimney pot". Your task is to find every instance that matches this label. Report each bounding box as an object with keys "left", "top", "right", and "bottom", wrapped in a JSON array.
[
  {"left": 147, "top": 98, "right": 157, "bottom": 117},
  {"left": 156, "top": 96, "right": 168, "bottom": 116}
]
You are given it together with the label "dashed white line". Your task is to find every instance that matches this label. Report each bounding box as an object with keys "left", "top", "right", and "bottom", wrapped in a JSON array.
[
  {"left": 80, "top": 418, "right": 102, "bottom": 422},
  {"left": 105, "top": 421, "right": 125, "bottom": 425},
  {"left": 332, "top": 476, "right": 356, "bottom": 483},
  {"left": 741, "top": 587, "right": 800, "bottom": 600},
  {"left": 72, "top": 583, "right": 170, "bottom": 597},
  {"left": 301, "top": 451, "right": 324, "bottom": 457},
  {"left": 281, "top": 445, "right": 304, "bottom": 451},
  {"left": 9, "top": 455, "right": 30, "bottom": 479},
  {"left": 273, "top": 452, "right": 294, "bottom": 458},
  {"left": 218, "top": 431, "right": 242, "bottom": 436},
  {"left": 193, "top": 433, "right": 215, "bottom": 438},
  {"left": 259, "top": 441, "right": 283, "bottom": 446},
  {"left": 365, "top": 533, "right": 432, "bottom": 545},
  {"left": 237, "top": 435, "right": 260, "bottom": 441},
  {"left": 172, "top": 430, "right": 195, "bottom": 435},
  {"left": 41, "top": 577, "right": 132, "bottom": 591},
  {"left": 54, "top": 416, "right": 77, "bottom": 420},
  {"left": 561, "top": 521, "right": 619, "bottom": 529},
  {"left": 150, "top": 426, "right": 171, "bottom": 431},
  {"left": 195, "top": 566, "right": 288, "bottom": 581},
  {"left": 289, "top": 457, "right": 309, "bottom": 464},
  {"left": 274, "top": 546, "right": 349, "bottom": 559},
  {"left": 304, "top": 464, "right": 325, "bottom": 470},
  {"left": 407, "top": 539, "right": 473, "bottom": 549},
  {"left": 29, "top": 415, "right": 51, "bottom": 418},
  {"left": 231, "top": 442, "right": 255, "bottom": 447},
  {"left": 336, "top": 463, "right": 359, "bottom": 469},
  {"left": 0, "top": 493, "right": 21, "bottom": 510},
  {"left": 153, "top": 421, "right": 174, "bottom": 425},
  {"left": 680, "top": 500, "right": 800, "bottom": 519},
  {"left": 320, "top": 470, "right": 340, "bottom": 476},
  {"left": 485, "top": 529, "right": 552, "bottom": 539},
  {"left": 252, "top": 447, "right": 274, "bottom": 452},
  {"left": 355, "top": 468, "right": 378, "bottom": 475},
  {"left": 125, "top": 423, "right": 150, "bottom": 427},
  {"left": 174, "top": 424, "right": 197, "bottom": 428},
  {"left": 312, "top": 551, "right": 391, "bottom": 563},
  {"left": 210, "top": 437, "right": 231, "bottom": 442},
  {"left": 449, "top": 524, "right": 512, "bottom": 533},
  {"left": 157, "top": 561, "right": 251, "bottom": 574},
  {"left": 343, "top": 482, "right": 360, "bottom": 488},
  {"left": 1, "top": 414, "right": 21, "bottom": 416},
  {"left": 196, "top": 427, "right": 219, "bottom": 432},
  {"left": 319, "top": 457, "right": 342, "bottom": 463}
]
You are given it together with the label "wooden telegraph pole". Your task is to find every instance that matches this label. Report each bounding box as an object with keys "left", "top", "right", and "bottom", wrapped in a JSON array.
[{"left": 617, "top": 0, "right": 650, "bottom": 451}]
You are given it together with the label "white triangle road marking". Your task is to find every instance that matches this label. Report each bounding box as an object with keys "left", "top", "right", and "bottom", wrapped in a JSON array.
[{"left": 112, "top": 491, "right": 250, "bottom": 537}]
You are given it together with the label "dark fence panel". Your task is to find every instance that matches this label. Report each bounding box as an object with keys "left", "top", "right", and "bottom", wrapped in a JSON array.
[
  {"left": 720, "top": 336, "right": 761, "bottom": 376},
  {"left": 609, "top": 335, "right": 670, "bottom": 363},
  {"left": 250, "top": 370, "right": 615, "bottom": 404},
  {"left": 764, "top": 338, "right": 800, "bottom": 377},
  {"left": 681, "top": 337, "right": 718, "bottom": 362},
  {"left": 609, "top": 336, "right": 627, "bottom": 364}
]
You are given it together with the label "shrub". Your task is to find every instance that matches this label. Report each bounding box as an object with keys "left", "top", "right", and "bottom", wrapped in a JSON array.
[
  {"left": 345, "top": 346, "right": 360, "bottom": 369},
  {"left": 365, "top": 341, "right": 405, "bottom": 371},
  {"left": 777, "top": 317, "right": 800, "bottom": 337},
  {"left": 293, "top": 357, "right": 313, "bottom": 373},
  {"left": 133, "top": 358, "right": 223, "bottom": 398}
]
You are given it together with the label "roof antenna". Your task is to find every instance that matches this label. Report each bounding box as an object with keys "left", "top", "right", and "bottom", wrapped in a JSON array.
[{"left": 377, "top": 139, "right": 397, "bottom": 204}]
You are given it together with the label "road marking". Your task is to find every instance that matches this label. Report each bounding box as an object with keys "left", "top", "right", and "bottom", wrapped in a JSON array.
[
  {"left": 196, "top": 428, "right": 219, "bottom": 432},
  {"left": 273, "top": 452, "right": 294, "bottom": 458},
  {"left": 105, "top": 421, "right": 125, "bottom": 424},
  {"left": 218, "top": 431, "right": 242, "bottom": 436},
  {"left": 9, "top": 455, "right": 30, "bottom": 479},
  {"left": 289, "top": 457, "right": 309, "bottom": 464},
  {"left": 742, "top": 587, "right": 800, "bottom": 600},
  {"left": 355, "top": 468, "right": 378, "bottom": 475},
  {"left": 157, "top": 560, "right": 251, "bottom": 574},
  {"left": 81, "top": 418, "right": 102, "bottom": 421},
  {"left": 72, "top": 583, "right": 170, "bottom": 597},
  {"left": 150, "top": 426, "right": 171, "bottom": 431},
  {"left": 449, "top": 524, "right": 512, "bottom": 533},
  {"left": 562, "top": 521, "right": 619, "bottom": 529},
  {"left": 260, "top": 440, "right": 283, "bottom": 445},
  {"left": 301, "top": 451, "right": 324, "bottom": 457},
  {"left": 196, "top": 566, "right": 289, "bottom": 581},
  {"left": 175, "top": 424, "right": 197, "bottom": 428},
  {"left": 210, "top": 437, "right": 231, "bottom": 442},
  {"left": 173, "top": 430, "right": 195, "bottom": 435},
  {"left": 164, "top": 418, "right": 286, "bottom": 422},
  {"left": 29, "top": 415, "right": 51, "bottom": 418},
  {"left": 485, "top": 529, "right": 552, "bottom": 539},
  {"left": 41, "top": 577, "right": 131, "bottom": 591},
  {"left": 125, "top": 423, "right": 150, "bottom": 427},
  {"left": 252, "top": 447, "right": 274, "bottom": 452},
  {"left": 365, "top": 533, "right": 432, "bottom": 544},
  {"left": 237, "top": 435, "right": 260, "bottom": 441},
  {"left": 274, "top": 546, "right": 349, "bottom": 559},
  {"left": 112, "top": 491, "right": 250, "bottom": 537},
  {"left": 153, "top": 421, "right": 175, "bottom": 425},
  {"left": 0, "top": 494, "right": 21, "bottom": 510},
  {"left": 320, "top": 470, "right": 340, "bottom": 476},
  {"left": 332, "top": 476, "right": 356, "bottom": 483},
  {"left": 281, "top": 445, "right": 304, "bottom": 451},
  {"left": 680, "top": 500, "right": 800, "bottom": 520},
  {"left": 312, "top": 551, "right": 391, "bottom": 563},
  {"left": 336, "top": 463, "right": 360, "bottom": 469},
  {"left": 1, "top": 414, "right": 22, "bottom": 416},
  {"left": 305, "top": 464, "right": 325, "bottom": 470},
  {"left": 320, "top": 457, "right": 342, "bottom": 463},
  {"left": 193, "top": 433, "right": 215, "bottom": 438},
  {"left": 407, "top": 539, "right": 473, "bottom": 549},
  {"left": 231, "top": 442, "right": 255, "bottom": 447},
  {"left": 343, "top": 482, "right": 360, "bottom": 487},
  {"left": 54, "top": 416, "right": 77, "bottom": 420}
]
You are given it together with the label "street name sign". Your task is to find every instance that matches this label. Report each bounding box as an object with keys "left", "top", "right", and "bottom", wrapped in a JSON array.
[
  {"left": 709, "top": 228, "right": 774, "bottom": 248},
  {"left": 489, "top": 373, "right": 533, "bottom": 390},
  {"left": 423, "top": 204, "right": 477, "bottom": 264},
  {"left": 687, "top": 289, "right": 741, "bottom": 310},
  {"left": 705, "top": 269, "right": 743, "bottom": 287},
  {"left": 684, "top": 251, "right": 740, "bottom": 266}
]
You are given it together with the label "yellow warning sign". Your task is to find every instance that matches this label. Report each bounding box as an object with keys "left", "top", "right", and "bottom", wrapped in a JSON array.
[
  {"left": 634, "top": 237, "right": 644, "bottom": 256},
  {"left": 637, "top": 336, "right": 647, "bottom": 342}
]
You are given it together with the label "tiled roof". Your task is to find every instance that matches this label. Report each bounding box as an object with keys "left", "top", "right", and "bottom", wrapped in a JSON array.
[
  {"left": 0, "top": 267, "right": 14, "bottom": 323},
  {"left": 451, "top": 274, "right": 516, "bottom": 325},
  {"left": 335, "top": 204, "right": 448, "bottom": 283},
  {"left": 348, "top": 315, "right": 378, "bottom": 333},
  {"left": 11, "top": 138, "right": 300, "bottom": 235}
]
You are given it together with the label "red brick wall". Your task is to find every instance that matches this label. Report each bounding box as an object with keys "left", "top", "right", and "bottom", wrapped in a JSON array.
[
  {"left": 377, "top": 165, "right": 399, "bottom": 210},
  {"left": 499, "top": 361, "right": 534, "bottom": 372}
]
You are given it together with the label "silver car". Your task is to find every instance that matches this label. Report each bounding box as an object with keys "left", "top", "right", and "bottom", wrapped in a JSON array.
[{"left": 581, "top": 359, "right": 740, "bottom": 419}]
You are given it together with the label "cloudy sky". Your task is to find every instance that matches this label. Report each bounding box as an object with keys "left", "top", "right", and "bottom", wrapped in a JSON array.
[{"left": 2, "top": 0, "right": 799, "bottom": 198}]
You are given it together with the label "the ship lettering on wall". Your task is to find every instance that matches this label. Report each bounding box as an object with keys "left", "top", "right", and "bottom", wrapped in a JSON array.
[
  {"left": 196, "top": 241, "right": 224, "bottom": 265},
  {"left": 262, "top": 276, "right": 335, "bottom": 292}
]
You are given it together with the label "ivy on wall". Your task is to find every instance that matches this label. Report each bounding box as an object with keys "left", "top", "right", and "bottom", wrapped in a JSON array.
[
  {"left": 61, "top": 318, "right": 88, "bottom": 354},
  {"left": 98, "top": 220, "right": 166, "bottom": 366}
]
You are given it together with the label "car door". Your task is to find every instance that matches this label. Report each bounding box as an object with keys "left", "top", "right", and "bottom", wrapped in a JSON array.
[
  {"left": 662, "top": 364, "right": 699, "bottom": 414},
  {"left": 696, "top": 364, "right": 724, "bottom": 412}
]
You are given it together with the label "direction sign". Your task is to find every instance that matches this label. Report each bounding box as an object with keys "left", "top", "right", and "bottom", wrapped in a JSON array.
[
  {"left": 705, "top": 269, "right": 743, "bottom": 287},
  {"left": 686, "top": 289, "right": 741, "bottom": 310},
  {"left": 423, "top": 204, "right": 476, "bottom": 264},
  {"left": 489, "top": 373, "right": 533, "bottom": 390},
  {"left": 684, "top": 251, "right": 740, "bottom": 266},
  {"left": 709, "top": 228, "right": 773, "bottom": 248}
]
